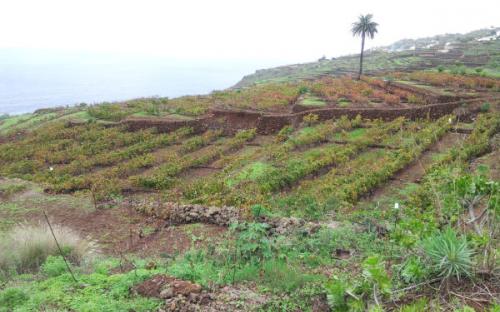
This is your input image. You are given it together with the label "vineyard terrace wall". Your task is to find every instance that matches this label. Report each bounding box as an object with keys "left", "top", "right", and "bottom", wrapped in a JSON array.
[
  {"left": 121, "top": 116, "right": 210, "bottom": 133},
  {"left": 121, "top": 97, "right": 496, "bottom": 135}
]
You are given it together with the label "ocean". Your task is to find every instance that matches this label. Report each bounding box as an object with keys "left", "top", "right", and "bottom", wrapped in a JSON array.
[{"left": 0, "top": 50, "right": 271, "bottom": 115}]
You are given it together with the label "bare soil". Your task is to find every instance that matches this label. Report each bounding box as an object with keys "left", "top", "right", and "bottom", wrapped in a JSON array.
[
  {"left": 365, "top": 131, "right": 468, "bottom": 201},
  {"left": 46, "top": 203, "right": 226, "bottom": 256},
  {"left": 0, "top": 179, "right": 226, "bottom": 257},
  {"left": 471, "top": 149, "right": 500, "bottom": 181}
]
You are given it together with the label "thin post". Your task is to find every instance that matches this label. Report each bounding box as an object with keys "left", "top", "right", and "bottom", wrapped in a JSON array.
[{"left": 43, "top": 210, "right": 78, "bottom": 283}]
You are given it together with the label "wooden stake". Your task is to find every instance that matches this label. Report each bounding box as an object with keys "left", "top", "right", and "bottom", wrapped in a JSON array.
[{"left": 42, "top": 210, "right": 78, "bottom": 283}]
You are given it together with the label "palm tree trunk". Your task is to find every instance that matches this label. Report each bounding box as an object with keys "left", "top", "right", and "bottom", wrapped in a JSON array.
[{"left": 358, "top": 32, "right": 365, "bottom": 80}]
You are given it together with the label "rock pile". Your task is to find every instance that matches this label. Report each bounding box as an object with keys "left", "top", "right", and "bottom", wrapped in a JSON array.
[
  {"left": 132, "top": 274, "right": 216, "bottom": 312},
  {"left": 130, "top": 199, "right": 242, "bottom": 226},
  {"left": 130, "top": 199, "right": 341, "bottom": 235},
  {"left": 132, "top": 274, "right": 205, "bottom": 300},
  {"left": 133, "top": 275, "right": 270, "bottom": 312},
  {"left": 159, "top": 285, "right": 268, "bottom": 312}
]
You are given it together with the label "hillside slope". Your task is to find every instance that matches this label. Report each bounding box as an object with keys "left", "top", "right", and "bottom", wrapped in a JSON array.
[{"left": 234, "top": 27, "right": 500, "bottom": 87}]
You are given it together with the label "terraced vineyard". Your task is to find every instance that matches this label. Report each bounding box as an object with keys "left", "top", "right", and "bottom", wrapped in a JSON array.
[
  {"left": 0, "top": 69, "right": 499, "bottom": 311},
  {"left": 0, "top": 73, "right": 497, "bottom": 211}
]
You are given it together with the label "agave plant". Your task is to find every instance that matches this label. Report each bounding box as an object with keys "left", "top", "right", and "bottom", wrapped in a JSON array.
[{"left": 422, "top": 227, "right": 473, "bottom": 280}]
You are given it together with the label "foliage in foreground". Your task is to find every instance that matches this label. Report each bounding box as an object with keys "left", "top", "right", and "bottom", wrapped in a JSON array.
[{"left": 0, "top": 258, "right": 162, "bottom": 312}]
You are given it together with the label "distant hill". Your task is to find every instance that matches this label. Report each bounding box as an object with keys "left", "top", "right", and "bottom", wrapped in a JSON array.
[{"left": 234, "top": 27, "right": 500, "bottom": 88}]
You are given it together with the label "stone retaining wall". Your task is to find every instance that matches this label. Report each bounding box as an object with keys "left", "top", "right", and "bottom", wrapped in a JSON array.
[
  {"left": 121, "top": 116, "right": 210, "bottom": 134},
  {"left": 131, "top": 200, "right": 242, "bottom": 226},
  {"left": 129, "top": 200, "right": 322, "bottom": 234},
  {"left": 120, "top": 95, "right": 497, "bottom": 135}
]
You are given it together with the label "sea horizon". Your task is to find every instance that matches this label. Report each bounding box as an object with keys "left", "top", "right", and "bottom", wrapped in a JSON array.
[{"left": 0, "top": 49, "right": 283, "bottom": 115}]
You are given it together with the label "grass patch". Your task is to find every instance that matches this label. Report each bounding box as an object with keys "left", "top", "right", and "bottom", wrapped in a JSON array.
[
  {"left": 337, "top": 99, "right": 351, "bottom": 107},
  {"left": 0, "top": 223, "right": 98, "bottom": 276},
  {"left": 0, "top": 182, "right": 27, "bottom": 198},
  {"left": 226, "top": 161, "right": 273, "bottom": 187},
  {"left": 300, "top": 95, "right": 327, "bottom": 107},
  {"left": 0, "top": 114, "right": 34, "bottom": 133},
  {"left": 55, "top": 111, "right": 93, "bottom": 122},
  {"left": 333, "top": 128, "right": 367, "bottom": 140}
]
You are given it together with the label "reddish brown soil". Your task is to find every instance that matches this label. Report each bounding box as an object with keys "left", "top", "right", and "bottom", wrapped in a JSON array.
[
  {"left": 365, "top": 131, "right": 468, "bottom": 201},
  {"left": 248, "top": 134, "right": 276, "bottom": 146},
  {"left": 15, "top": 191, "right": 226, "bottom": 257},
  {"left": 471, "top": 149, "right": 500, "bottom": 181},
  {"left": 180, "top": 166, "right": 221, "bottom": 180},
  {"left": 178, "top": 136, "right": 273, "bottom": 183},
  {"left": 132, "top": 274, "right": 202, "bottom": 298}
]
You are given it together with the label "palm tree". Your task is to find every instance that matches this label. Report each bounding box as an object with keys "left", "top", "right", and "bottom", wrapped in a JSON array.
[{"left": 351, "top": 14, "right": 378, "bottom": 80}]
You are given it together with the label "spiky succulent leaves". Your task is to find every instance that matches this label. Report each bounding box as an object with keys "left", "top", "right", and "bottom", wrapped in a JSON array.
[{"left": 422, "top": 228, "right": 473, "bottom": 280}]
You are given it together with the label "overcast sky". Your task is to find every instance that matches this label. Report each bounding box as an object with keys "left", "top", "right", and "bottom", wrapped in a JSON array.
[{"left": 0, "top": 0, "right": 498, "bottom": 64}]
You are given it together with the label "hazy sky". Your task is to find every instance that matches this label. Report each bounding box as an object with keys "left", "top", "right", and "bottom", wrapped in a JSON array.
[{"left": 0, "top": 0, "right": 499, "bottom": 64}]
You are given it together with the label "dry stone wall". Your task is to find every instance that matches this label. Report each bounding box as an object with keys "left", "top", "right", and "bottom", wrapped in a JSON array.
[
  {"left": 129, "top": 199, "right": 323, "bottom": 235},
  {"left": 120, "top": 86, "right": 497, "bottom": 135}
]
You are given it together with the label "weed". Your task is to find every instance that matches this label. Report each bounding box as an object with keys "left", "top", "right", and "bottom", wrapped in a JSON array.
[
  {"left": 480, "top": 102, "right": 490, "bottom": 112},
  {"left": 302, "top": 113, "right": 319, "bottom": 126},
  {"left": 0, "top": 223, "right": 98, "bottom": 276},
  {"left": 41, "top": 255, "right": 69, "bottom": 277},
  {"left": 0, "top": 288, "right": 28, "bottom": 312}
]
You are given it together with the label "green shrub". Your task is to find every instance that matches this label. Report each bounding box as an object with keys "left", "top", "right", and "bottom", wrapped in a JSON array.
[
  {"left": 422, "top": 228, "right": 473, "bottom": 280},
  {"left": 0, "top": 288, "right": 28, "bottom": 312},
  {"left": 325, "top": 278, "right": 363, "bottom": 311},
  {"left": 234, "top": 128, "right": 256, "bottom": 141},
  {"left": 302, "top": 113, "right": 319, "bottom": 126},
  {"left": 167, "top": 250, "right": 219, "bottom": 286},
  {"left": 0, "top": 223, "right": 98, "bottom": 275},
  {"left": 399, "top": 256, "right": 429, "bottom": 283},
  {"left": 0, "top": 265, "right": 162, "bottom": 311},
  {"left": 351, "top": 114, "right": 363, "bottom": 128},
  {"left": 299, "top": 86, "right": 310, "bottom": 94},
  {"left": 480, "top": 102, "right": 490, "bottom": 112},
  {"left": 250, "top": 204, "right": 272, "bottom": 219},
  {"left": 261, "top": 260, "right": 317, "bottom": 293},
  {"left": 399, "top": 298, "right": 429, "bottom": 311},
  {"left": 41, "top": 255, "right": 68, "bottom": 277},
  {"left": 0, "top": 183, "right": 27, "bottom": 197},
  {"left": 276, "top": 125, "right": 294, "bottom": 142},
  {"left": 233, "top": 222, "right": 273, "bottom": 263},
  {"left": 437, "top": 65, "right": 445, "bottom": 73},
  {"left": 336, "top": 115, "right": 353, "bottom": 130},
  {"left": 362, "top": 255, "right": 391, "bottom": 295},
  {"left": 87, "top": 103, "right": 130, "bottom": 121}
]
